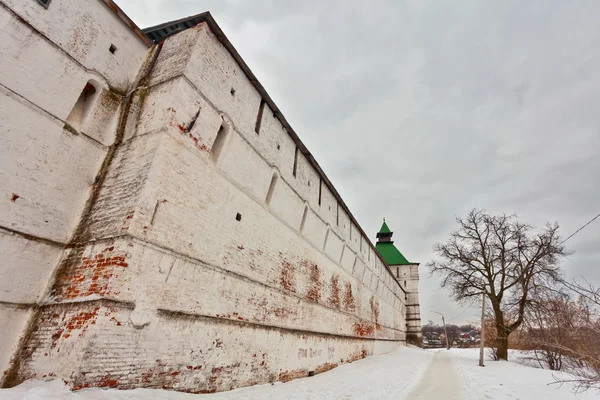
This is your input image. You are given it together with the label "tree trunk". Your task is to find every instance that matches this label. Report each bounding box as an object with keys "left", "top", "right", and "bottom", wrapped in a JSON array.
[{"left": 495, "top": 325, "right": 509, "bottom": 360}]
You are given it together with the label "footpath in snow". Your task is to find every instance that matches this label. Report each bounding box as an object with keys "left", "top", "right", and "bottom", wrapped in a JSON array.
[{"left": 1, "top": 347, "right": 597, "bottom": 399}]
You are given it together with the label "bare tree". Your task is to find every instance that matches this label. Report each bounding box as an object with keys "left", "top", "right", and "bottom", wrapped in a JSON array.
[
  {"left": 523, "top": 288, "right": 572, "bottom": 371},
  {"left": 428, "top": 209, "right": 567, "bottom": 360},
  {"left": 551, "top": 280, "right": 600, "bottom": 392}
]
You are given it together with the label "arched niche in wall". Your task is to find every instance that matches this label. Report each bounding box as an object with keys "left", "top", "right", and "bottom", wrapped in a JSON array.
[
  {"left": 299, "top": 202, "right": 309, "bottom": 234},
  {"left": 323, "top": 224, "right": 331, "bottom": 252},
  {"left": 339, "top": 241, "right": 345, "bottom": 264},
  {"left": 265, "top": 169, "right": 279, "bottom": 207},
  {"left": 211, "top": 116, "right": 231, "bottom": 163},
  {"left": 66, "top": 79, "right": 101, "bottom": 131}
]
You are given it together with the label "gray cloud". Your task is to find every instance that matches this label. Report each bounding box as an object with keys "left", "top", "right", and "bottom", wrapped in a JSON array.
[{"left": 117, "top": 0, "right": 600, "bottom": 326}]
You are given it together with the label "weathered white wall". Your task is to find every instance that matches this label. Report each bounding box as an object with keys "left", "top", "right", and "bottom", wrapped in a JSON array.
[
  {"left": 2, "top": 7, "right": 411, "bottom": 393},
  {"left": 18, "top": 301, "right": 399, "bottom": 392},
  {"left": 0, "top": 0, "right": 150, "bottom": 385},
  {"left": 0, "top": 305, "right": 31, "bottom": 377},
  {"left": 2, "top": 0, "right": 149, "bottom": 92},
  {"left": 0, "top": 230, "right": 62, "bottom": 304},
  {"left": 0, "top": 0, "right": 149, "bottom": 241},
  {"left": 146, "top": 23, "right": 388, "bottom": 282},
  {"left": 0, "top": 87, "right": 106, "bottom": 243}
]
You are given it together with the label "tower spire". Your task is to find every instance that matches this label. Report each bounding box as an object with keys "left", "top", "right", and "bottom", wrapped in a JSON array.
[{"left": 377, "top": 219, "right": 393, "bottom": 242}]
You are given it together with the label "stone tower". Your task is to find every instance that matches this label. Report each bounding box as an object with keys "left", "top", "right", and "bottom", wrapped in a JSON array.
[{"left": 375, "top": 220, "right": 422, "bottom": 344}]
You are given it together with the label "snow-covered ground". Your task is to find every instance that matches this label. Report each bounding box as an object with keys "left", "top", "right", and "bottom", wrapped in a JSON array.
[{"left": 1, "top": 347, "right": 597, "bottom": 399}]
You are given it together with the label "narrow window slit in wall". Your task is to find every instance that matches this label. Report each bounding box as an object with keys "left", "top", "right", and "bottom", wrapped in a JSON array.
[
  {"left": 323, "top": 226, "right": 330, "bottom": 251},
  {"left": 293, "top": 146, "right": 299, "bottom": 177},
  {"left": 186, "top": 107, "right": 201, "bottom": 132},
  {"left": 336, "top": 203, "right": 339, "bottom": 226},
  {"left": 308, "top": 371, "right": 315, "bottom": 377},
  {"left": 109, "top": 44, "right": 117, "bottom": 54},
  {"left": 318, "top": 179, "right": 322, "bottom": 206},
  {"left": 254, "top": 99, "right": 265, "bottom": 134},
  {"left": 360, "top": 236, "right": 363, "bottom": 252},
  {"left": 230, "top": 87, "right": 236, "bottom": 96},
  {"left": 300, "top": 205, "right": 309, "bottom": 233},
  {"left": 36, "top": 0, "right": 51, "bottom": 8},
  {"left": 404, "top": 280, "right": 407, "bottom": 287},
  {"left": 211, "top": 118, "right": 230, "bottom": 162},
  {"left": 236, "top": 213, "right": 242, "bottom": 221},
  {"left": 150, "top": 200, "right": 161, "bottom": 226},
  {"left": 265, "top": 173, "right": 278, "bottom": 206},
  {"left": 65, "top": 80, "right": 100, "bottom": 131}
]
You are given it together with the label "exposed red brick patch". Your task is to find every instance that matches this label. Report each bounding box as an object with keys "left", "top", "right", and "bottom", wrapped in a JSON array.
[
  {"left": 343, "top": 281, "right": 356, "bottom": 312},
  {"left": 98, "top": 375, "right": 119, "bottom": 388},
  {"left": 176, "top": 122, "right": 210, "bottom": 153},
  {"left": 304, "top": 261, "right": 321, "bottom": 303},
  {"left": 353, "top": 321, "right": 375, "bottom": 337},
  {"left": 137, "top": 359, "right": 193, "bottom": 389},
  {"left": 208, "top": 363, "right": 241, "bottom": 392},
  {"left": 51, "top": 307, "right": 100, "bottom": 349},
  {"left": 280, "top": 260, "right": 295, "bottom": 292},
  {"left": 279, "top": 368, "right": 307, "bottom": 383},
  {"left": 271, "top": 307, "right": 297, "bottom": 318},
  {"left": 72, "top": 383, "right": 90, "bottom": 391},
  {"left": 370, "top": 296, "right": 381, "bottom": 330},
  {"left": 328, "top": 275, "right": 340, "bottom": 309},
  {"left": 55, "top": 249, "right": 128, "bottom": 300},
  {"left": 120, "top": 209, "right": 135, "bottom": 231},
  {"left": 10, "top": 193, "right": 19, "bottom": 202},
  {"left": 315, "top": 362, "right": 338, "bottom": 374}
]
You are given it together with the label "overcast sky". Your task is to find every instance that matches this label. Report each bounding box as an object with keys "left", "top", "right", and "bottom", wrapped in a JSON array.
[{"left": 117, "top": 0, "right": 600, "bottom": 326}]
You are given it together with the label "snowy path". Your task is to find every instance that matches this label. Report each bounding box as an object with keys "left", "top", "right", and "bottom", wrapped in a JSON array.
[
  {"left": 404, "top": 351, "right": 462, "bottom": 399},
  {"left": 2, "top": 348, "right": 599, "bottom": 399}
]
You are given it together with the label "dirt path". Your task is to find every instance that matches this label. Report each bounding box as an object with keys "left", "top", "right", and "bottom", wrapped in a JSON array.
[{"left": 404, "top": 350, "right": 463, "bottom": 400}]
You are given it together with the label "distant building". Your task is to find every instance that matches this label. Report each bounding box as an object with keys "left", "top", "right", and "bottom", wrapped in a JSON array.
[{"left": 376, "top": 220, "right": 422, "bottom": 343}]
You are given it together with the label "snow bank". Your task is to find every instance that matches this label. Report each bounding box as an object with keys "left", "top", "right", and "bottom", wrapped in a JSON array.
[
  {"left": 0, "top": 346, "right": 433, "bottom": 400},
  {"left": 3, "top": 347, "right": 596, "bottom": 400},
  {"left": 445, "top": 348, "right": 599, "bottom": 399}
]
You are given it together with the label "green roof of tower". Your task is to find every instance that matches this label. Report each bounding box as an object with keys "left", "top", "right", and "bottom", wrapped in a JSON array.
[
  {"left": 376, "top": 242, "right": 411, "bottom": 265},
  {"left": 375, "top": 219, "right": 412, "bottom": 265},
  {"left": 378, "top": 221, "right": 391, "bottom": 234}
]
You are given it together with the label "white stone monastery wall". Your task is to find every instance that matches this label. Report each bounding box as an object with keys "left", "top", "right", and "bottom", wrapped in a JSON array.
[{"left": 0, "top": 0, "right": 409, "bottom": 393}]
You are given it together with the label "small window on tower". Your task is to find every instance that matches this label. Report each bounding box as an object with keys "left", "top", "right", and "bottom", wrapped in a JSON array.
[{"left": 36, "top": 0, "right": 51, "bottom": 8}]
